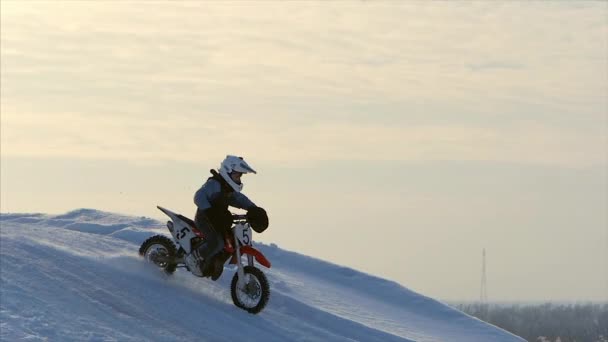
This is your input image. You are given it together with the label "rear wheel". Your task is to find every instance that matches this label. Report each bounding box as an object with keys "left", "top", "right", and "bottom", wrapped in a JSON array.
[
  {"left": 230, "top": 266, "right": 270, "bottom": 314},
  {"left": 139, "top": 235, "right": 177, "bottom": 274}
]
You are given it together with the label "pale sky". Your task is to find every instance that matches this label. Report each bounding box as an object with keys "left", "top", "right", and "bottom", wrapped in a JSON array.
[{"left": 1, "top": 1, "right": 606, "bottom": 302}]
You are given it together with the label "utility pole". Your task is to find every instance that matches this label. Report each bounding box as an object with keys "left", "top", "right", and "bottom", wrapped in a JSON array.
[
  {"left": 480, "top": 248, "right": 488, "bottom": 320},
  {"left": 481, "top": 248, "right": 488, "bottom": 303}
]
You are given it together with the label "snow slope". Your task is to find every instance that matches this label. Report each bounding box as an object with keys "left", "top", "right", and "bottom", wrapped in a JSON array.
[{"left": 0, "top": 209, "right": 523, "bottom": 342}]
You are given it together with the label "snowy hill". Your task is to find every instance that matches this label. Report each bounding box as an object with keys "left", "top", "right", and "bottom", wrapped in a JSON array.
[{"left": 0, "top": 209, "right": 524, "bottom": 342}]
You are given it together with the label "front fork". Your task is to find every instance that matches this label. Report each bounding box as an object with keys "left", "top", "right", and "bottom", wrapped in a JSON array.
[{"left": 233, "top": 228, "right": 255, "bottom": 289}]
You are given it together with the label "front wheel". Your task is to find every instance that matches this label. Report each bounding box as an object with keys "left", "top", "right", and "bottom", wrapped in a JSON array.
[
  {"left": 230, "top": 266, "right": 270, "bottom": 314},
  {"left": 139, "top": 235, "right": 177, "bottom": 274}
]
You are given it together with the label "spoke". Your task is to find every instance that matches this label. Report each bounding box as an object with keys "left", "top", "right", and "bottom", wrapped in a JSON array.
[
  {"left": 146, "top": 245, "right": 169, "bottom": 268},
  {"left": 237, "top": 274, "right": 262, "bottom": 308}
]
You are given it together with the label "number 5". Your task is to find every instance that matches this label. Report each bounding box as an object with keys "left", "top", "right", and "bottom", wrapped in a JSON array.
[
  {"left": 178, "top": 227, "right": 189, "bottom": 239},
  {"left": 242, "top": 229, "right": 250, "bottom": 245}
]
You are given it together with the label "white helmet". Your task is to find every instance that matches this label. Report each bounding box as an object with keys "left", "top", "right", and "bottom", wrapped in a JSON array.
[{"left": 219, "top": 155, "right": 256, "bottom": 192}]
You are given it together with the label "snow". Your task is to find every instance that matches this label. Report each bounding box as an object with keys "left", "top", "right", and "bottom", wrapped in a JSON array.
[{"left": 0, "top": 209, "right": 524, "bottom": 341}]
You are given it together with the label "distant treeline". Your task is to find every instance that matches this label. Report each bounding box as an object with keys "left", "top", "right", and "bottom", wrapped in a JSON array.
[{"left": 454, "top": 302, "right": 608, "bottom": 342}]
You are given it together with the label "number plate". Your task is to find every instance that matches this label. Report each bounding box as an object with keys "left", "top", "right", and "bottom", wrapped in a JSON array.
[{"left": 234, "top": 223, "right": 252, "bottom": 246}]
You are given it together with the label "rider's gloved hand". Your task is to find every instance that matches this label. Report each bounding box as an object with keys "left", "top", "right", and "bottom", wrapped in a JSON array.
[{"left": 247, "top": 206, "right": 268, "bottom": 233}]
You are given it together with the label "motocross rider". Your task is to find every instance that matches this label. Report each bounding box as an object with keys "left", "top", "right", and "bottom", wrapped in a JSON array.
[{"left": 192, "top": 155, "right": 267, "bottom": 278}]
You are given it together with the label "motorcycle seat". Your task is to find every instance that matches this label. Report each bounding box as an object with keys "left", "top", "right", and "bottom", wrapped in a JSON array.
[{"left": 177, "top": 214, "right": 196, "bottom": 229}]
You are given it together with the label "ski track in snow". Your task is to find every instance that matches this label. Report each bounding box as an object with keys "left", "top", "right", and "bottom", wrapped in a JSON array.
[{"left": 0, "top": 209, "right": 524, "bottom": 342}]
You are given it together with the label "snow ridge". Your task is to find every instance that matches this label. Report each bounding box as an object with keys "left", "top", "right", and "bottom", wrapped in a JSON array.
[{"left": 0, "top": 209, "right": 523, "bottom": 342}]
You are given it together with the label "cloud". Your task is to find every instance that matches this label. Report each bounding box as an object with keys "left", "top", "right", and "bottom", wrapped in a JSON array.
[
  {"left": 2, "top": 107, "right": 604, "bottom": 168},
  {"left": 467, "top": 62, "right": 526, "bottom": 72},
  {"left": 1, "top": 2, "right": 606, "bottom": 167}
]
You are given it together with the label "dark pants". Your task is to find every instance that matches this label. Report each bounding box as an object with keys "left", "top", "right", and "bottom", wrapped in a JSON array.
[{"left": 194, "top": 208, "right": 225, "bottom": 260}]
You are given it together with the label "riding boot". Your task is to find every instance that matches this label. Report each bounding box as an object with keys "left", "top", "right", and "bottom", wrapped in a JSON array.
[
  {"left": 210, "top": 253, "right": 230, "bottom": 281},
  {"left": 200, "top": 254, "right": 216, "bottom": 277},
  {"left": 191, "top": 242, "right": 210, "bottom": 276}
]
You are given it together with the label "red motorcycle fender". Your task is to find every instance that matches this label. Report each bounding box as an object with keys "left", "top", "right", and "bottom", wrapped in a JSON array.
[{"left": 230, "top": 246, "right": 271, "bottom": 268}]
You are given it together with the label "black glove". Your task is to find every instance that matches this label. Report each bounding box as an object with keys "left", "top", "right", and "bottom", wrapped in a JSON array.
[{"left": 247, "top": 206, "right": 269, "bottom": 233}]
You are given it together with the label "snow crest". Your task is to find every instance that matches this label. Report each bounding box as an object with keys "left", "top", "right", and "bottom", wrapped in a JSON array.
[{"left": 0, "top": 209, "right": 523, "bottom": 342}]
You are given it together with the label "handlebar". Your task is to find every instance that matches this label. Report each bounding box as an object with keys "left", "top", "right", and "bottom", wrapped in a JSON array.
[{"left": 232, "top": 214, "right": 248, "bottom": 221}]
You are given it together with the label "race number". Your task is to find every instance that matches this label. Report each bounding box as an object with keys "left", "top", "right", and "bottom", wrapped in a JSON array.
[
  {"left": 235, "top": 223, "right": 252, "bottom": 246},
  {"left": 178, "top": 227, "right": 190, "bottom": 239}
]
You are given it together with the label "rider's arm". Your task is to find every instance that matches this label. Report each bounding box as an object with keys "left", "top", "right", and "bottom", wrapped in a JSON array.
[
  {"left": 229, "top": 192, "right": 256, "bottom": 210},
  {"left": 193, "top": 179, "right": 222, "bottom": 210}
]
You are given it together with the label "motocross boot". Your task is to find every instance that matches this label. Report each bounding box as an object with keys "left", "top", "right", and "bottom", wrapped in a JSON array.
[
  {"left": 200, "top": 258, "right": 215, "bottom": 277},
  {"left": 209, "top": 253, "right": 230, "bottom": 281}
]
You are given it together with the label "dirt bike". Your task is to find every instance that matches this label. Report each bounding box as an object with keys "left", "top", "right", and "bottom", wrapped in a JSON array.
[{"left": 139, "top": 206, "right": 271, "bottom": 314}]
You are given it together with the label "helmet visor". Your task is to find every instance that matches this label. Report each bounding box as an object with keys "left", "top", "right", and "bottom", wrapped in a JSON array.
[{"left": 233, "top": 160, "right": 256, "bottom": 174}]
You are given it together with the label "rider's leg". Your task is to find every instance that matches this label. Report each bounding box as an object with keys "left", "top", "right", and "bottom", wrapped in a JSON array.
[{"left": 193, "top": 209, "right": 225, "bottom": 273}]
